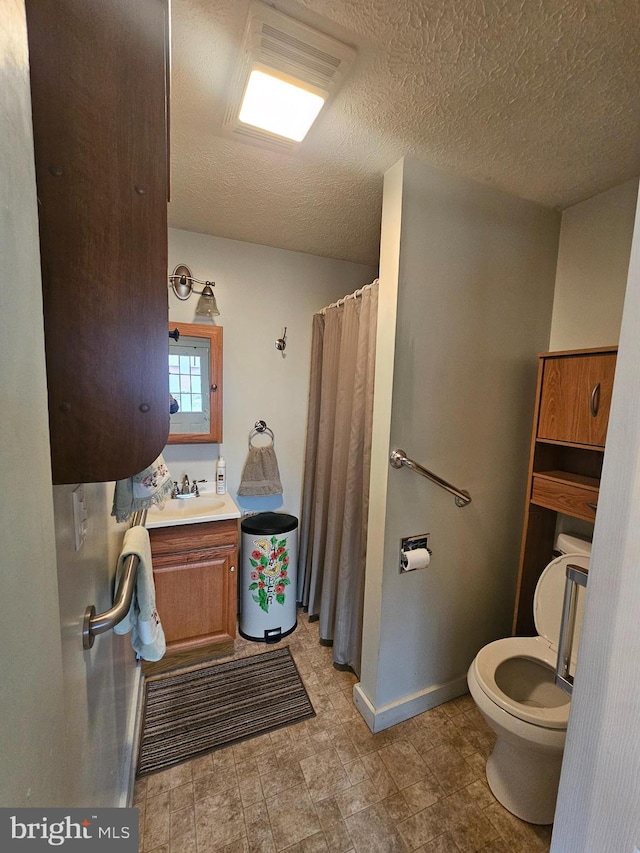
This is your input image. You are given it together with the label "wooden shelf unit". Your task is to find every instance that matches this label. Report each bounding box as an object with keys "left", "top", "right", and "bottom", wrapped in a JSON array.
[{"left": 512, "top": 346, "right": 617, "bottom": 635}]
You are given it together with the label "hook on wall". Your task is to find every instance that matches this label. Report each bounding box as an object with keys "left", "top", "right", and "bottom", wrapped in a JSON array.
[{"left": 275, "top": 327, "right": 287, "bottom": 357}]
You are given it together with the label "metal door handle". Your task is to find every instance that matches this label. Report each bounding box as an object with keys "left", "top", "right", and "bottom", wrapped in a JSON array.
[
  {"left": 555, "top": 563, "right": 589, "bottom": 696},
  {"left": 587, "top": 502, "right": 597, "bottom": 511},
  {"left": 590, "top": 382, "right": 600, "bottom": 417}
]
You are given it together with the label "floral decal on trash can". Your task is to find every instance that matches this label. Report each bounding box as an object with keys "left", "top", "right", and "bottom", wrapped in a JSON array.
[{"left": 248, "top": 536, "right": 291, "bottom": 613}]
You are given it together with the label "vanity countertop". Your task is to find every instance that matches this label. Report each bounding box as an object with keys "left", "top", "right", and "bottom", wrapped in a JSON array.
[{"left": 146, "top": 488, "right": 240, "bottom": 529}]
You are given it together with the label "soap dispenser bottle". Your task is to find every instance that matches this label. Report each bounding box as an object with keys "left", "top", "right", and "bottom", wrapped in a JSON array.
[{"left": 216, "top": 455, "right": 226, "bottom": 494}]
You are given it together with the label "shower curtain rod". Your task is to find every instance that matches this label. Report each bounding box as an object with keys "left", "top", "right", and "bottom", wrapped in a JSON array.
[{"left": 319, "top": 278, "right": 378, "bottom": 315}]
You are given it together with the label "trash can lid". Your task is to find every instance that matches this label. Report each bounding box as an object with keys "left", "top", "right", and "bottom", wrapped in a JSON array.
[{"left": 241, "top": 512, "right": 298, "bottom": 535}]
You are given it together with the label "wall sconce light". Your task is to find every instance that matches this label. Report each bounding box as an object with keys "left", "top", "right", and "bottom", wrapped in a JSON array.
[{"left": 168, "top": 264, "right": 220, "bottom": 317}]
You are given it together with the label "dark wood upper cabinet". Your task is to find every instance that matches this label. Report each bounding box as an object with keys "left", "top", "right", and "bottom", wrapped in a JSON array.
[{"left": 25, "top": 0, "right": 170, "bottom": 484}]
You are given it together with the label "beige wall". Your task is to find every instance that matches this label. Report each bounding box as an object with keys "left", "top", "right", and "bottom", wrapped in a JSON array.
[
  {"left": 0, "top": 0, "right": 68, "bottom": 806},
  {"left": 549, "top": 178, "right": 638, "bottom": 351},
  {"left": 52, "top": 483, "right": 142, "bottom": 806},
  {"left": 357, "top": 157, "right": 560, "bottom": 729},
  {"left": 1, "top": 1, "right": 146, "bottom": 808},
  {"left": 165, "top": 228, "right": 378, "bottom": 520},
  {"left": 551, "top": 192, "right": 640, "bottom": 853}
]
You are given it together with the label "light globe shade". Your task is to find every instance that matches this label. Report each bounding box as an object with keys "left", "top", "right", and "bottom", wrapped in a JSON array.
[
  {"left": 195, "top": 285, "right": 220, "bottom": 318},
  {"left": 238, "top": 69, "right": 326, "bottom": 142}
]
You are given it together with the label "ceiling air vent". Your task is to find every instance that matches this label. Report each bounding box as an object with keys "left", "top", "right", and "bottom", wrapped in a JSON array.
[{"left": 222, "top": 1, "right": 356, "bottom": 152}]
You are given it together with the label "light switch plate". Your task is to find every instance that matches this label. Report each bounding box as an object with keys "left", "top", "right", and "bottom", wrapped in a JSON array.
[{"left": 72, "top": 484, "right": 88, "bottom": 551}]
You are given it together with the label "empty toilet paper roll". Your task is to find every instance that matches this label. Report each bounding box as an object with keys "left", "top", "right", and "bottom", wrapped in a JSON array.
[{"left": 401, "top": 547, "right": 431, "bottom": 571}]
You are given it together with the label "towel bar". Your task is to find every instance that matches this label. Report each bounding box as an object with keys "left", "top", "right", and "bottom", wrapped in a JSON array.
[
  {"left": 249, "top": 419, "right": 275, "bottom": 446},
  {"left": 389, "top": 449, "right": 471, "bottom": 507},
  {"left": 82, "top": 509, "right": 147, "bottom": 650}
]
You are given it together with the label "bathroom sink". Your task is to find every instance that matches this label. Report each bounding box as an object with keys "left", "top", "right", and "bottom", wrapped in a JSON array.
[{"left": 145, "top": 489, "right": 240, "bottom": 528}]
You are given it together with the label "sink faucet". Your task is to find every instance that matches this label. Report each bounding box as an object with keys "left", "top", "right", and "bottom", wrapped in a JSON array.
[{"left": 171, "top": 474, "right": 204, "bottom": 498}]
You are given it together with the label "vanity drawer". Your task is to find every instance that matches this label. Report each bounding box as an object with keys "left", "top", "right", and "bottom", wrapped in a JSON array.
[
  {"left": 531, "top": 474, "right": 598, "bottom": 522},
  {"left": 150, "top": 518, "right": 239, "bottom": 556}
]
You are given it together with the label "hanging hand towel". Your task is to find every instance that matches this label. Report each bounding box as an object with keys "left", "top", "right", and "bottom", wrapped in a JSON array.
[
  {"left": 237, "top": 445, "right": 283, "bottom": 496},
  {"left": 113, "top": 525, "right": 166, "bottom": 661},
  {"left": 111, "top": 453, "right": 173, "bottom": 523}
]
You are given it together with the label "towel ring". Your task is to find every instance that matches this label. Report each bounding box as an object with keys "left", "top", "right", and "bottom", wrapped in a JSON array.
[{"left": 249, "top": 420, "right": 274, "bottom": 447}]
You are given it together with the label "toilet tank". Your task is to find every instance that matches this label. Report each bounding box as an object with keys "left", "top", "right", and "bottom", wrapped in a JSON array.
[{"left": 555, "top": 533, "right": 592, "bottom": 557}]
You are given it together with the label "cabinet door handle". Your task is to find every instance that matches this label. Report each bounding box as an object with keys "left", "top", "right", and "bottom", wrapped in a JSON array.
[
  {"left": 587, "top": 502, "right": 598, "bottom": 511},
  {"left": 211, "top": 384, "right": 218, "bottom": 392},
  {"left": 590, "top": 382, "right": 600, "bottom": 417},
  {"left": 229, "top": 565, "right": 236, "bottom": 573}
]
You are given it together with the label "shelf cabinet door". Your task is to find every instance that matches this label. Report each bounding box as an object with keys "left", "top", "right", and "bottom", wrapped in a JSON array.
[
  {"left": 537, "top": 352, "right": 617, "bottom": 447},
  {"left": 153, "top": 548, "right": 237, "bottom": 652},
  {"left": 25, "top": 0, "right": 170, "bottom": 483}
]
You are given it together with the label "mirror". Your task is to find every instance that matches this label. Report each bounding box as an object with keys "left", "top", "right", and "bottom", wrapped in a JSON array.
[{"left": 167, "top": 322, "right": 222, "bottom": 444}]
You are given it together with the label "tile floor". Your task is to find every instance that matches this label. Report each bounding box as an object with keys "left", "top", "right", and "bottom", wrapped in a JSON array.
[{"left": 135, "top": 613, "right": 552, "bottom": 853}]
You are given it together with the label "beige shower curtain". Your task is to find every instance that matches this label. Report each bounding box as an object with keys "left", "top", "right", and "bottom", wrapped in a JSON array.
[{"left": 298, "top": 280, "right": 378, "bottom": 674}]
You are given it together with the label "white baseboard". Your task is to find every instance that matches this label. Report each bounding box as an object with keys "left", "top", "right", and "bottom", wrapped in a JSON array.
[
  {"left": 353, "top": 674, "right": 469, "bottom": 733},
  {"left": 119, "top": 665, "right": 144, "bottom": 808}
]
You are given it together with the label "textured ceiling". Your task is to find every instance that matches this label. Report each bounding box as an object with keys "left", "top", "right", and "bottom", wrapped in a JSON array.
[{"left": 169, "top": 0, "right": 640, "bottom": 266}]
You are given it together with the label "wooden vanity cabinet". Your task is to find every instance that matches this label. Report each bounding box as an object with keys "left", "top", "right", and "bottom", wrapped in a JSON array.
[
  {"left": 149, "top": 520, "right": 238, "bottom": 664},
  {"left": 512, "top": 347, "right": 617, "bottom": 635}
]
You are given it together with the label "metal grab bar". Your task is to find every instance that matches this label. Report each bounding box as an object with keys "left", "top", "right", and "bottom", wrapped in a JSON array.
[
  {"left": 555, "top": 562, "right": 589, "bottom": 696},
  {"left": 82, "top": 509, "right": 148, "bottom": 650},
  {"left": 389, "top": 449, "right": 471, "bottom": 507}
]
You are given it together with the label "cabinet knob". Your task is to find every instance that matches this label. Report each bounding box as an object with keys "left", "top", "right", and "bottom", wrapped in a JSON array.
[
  {"left": 211, "top": 384, "right": 218, "bottom": 392},
  {"left": 230, "top": 565, "right": 236, "bottom": 573}
]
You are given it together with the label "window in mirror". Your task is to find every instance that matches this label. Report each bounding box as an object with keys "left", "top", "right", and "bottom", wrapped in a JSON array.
[{"left": 167, "top": 323, "right": 222, "bottom": 444}]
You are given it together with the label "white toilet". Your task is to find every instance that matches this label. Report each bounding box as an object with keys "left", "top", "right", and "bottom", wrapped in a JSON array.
[{"left": 467, "top": 533, "right": 591, "bottom": 825}]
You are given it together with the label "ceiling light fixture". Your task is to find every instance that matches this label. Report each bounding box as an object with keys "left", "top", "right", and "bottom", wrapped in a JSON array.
[
  {"left": 224, "top": 0, "right": 356, "bottom": 152},
  {"left": 239, "top": 68, "right": 326, "bottom": 143}
]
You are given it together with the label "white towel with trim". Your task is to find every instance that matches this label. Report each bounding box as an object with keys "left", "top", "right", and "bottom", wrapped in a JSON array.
[
  {"left": 113, "top": 526, "right": 166, "bottom": 661},
  {"left": 111, "top": 454, "right": 174, "bottom": 523}
]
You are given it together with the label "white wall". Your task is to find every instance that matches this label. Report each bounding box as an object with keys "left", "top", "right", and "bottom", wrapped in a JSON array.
[
  {"left": 165, "top": 228, "right": 378, "bottom": 520},
  {"left": 51, "top": 483, "right": 142, "bottom": 806},
  {"left": 1, "top": 1, "right": 147, "bottom": 808},
  {"left": 546, "top": 179, "right": 637, "bottom": 543},
  {"left": 356, "top": 157, "right": 560, "bottom": 730},
  {"left": 0, "top": 0, "right": 68, "bottom": 806},
  {"left": 549, "top": 178, "right": 638, "bottom": 350},
  {"left": 551, "top": 188, "right": 640, "bottom": 853}
]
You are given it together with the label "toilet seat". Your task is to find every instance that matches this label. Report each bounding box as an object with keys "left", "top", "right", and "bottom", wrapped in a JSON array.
[
  {"left": 473, "top": 551, "right": 590, "bottom": 730},
  {"left": 473, "top": 636, "right": 569, "bottom": 729}
]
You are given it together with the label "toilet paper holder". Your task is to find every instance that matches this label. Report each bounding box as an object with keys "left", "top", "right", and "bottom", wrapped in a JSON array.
[{"left": 400, "top": 534, "right": 432, "bottom": 573}]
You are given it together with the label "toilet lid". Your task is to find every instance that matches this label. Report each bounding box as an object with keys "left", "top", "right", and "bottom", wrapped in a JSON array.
[{"left": 534, "top": 553, "right": 590, "bottom": 651}]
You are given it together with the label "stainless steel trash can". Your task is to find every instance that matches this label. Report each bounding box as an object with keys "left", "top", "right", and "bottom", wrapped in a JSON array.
[{"left": 240, "top": 512, "right": 298, "bottom": 643}]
